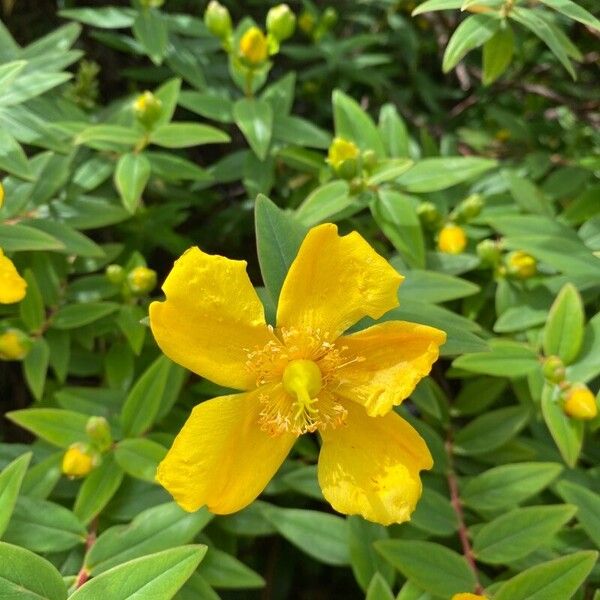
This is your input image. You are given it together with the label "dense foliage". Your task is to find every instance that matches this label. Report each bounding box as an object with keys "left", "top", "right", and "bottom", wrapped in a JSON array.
[{"left": 0, "top": 0, "right": 599, "bottom": 598}]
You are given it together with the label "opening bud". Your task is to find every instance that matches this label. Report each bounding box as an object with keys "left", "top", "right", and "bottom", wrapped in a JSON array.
[
  {"left": 266, "top": 4, "right": 296, "bottom": 42},
  {"left": 438, "top": 224, "right": 467, "bottom": 254},
  {"left": 127, "top": 266, "right": 157, "bottom": 295},
  {"left": 204, "top": 1, "right": 232, "bottom": 39},
  {"left": 327, "top": 137, "right": 360, "bottom": 178},
  {"left": 239, "top": 26, "right": 269, "bottom": 66},
  {"left": 62, "top": 443, "right": 99, "bottom": 479},
  {"left": 542, "top": 355, "right": 565, "bottom": 384},
  {"left": 506, "top": 250, "right": 537, "bottom": 279},
  {"left": 0, "top": 328, "right": 31, "bottom": 361},
  {"left": 563, "top": 385, "right": 598, "bottom": 421},
  {"left": 133, "top": 91, "right": 163, "bottom": 128},
  {"left": 86, "top": 416, "right": 113, "bottom": 452}
]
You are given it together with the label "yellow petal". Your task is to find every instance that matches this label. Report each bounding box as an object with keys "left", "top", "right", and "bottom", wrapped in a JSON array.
[
  {"left": 318, "top": 402, "right": 432, "bottom": 525},
  {"left": 336, "top": 321, "right": 446, "bottom": 417},
  {"left": 277, "top": 224, "right": 403, "bottom": 340},
  {"left": 0, "top": 249, "right": 27, "bottom": 304},
  {"left": 156, "top": 387, "right": 296, "bottom": 514},
  {"left": 451, "top": 594, "right": 488, "bottom": 600},
  {"left": 150, "top": 246, "right": 277, "bottom": 390}
]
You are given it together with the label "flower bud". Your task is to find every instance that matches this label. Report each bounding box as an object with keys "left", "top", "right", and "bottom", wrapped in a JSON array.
[
  {"left": 127, "top": 266, "right": 157, "bottom": 295},
  {"left": 438, "top": 224, "right": 467, "bottom": 254},
  {"left": 0, "top": 182, "right": 4, "bottom": 208},
  {"left": 476, "top": 239, "right": 501, "bottom": 266},
  {"left": 62, "top": 443, "right": 98, "bottom": 478},
  {"left": 0, "top": 249, "right": 27, "bottom": 304},
  {"left": 459, "top": 193, "right": 484, "bottom": 220},
  {"left": 266, "top": 4, "right": 296, "bottom": 42},
  {"left": 563, "top": 385, "right": 598, "bottom": 420},
  {"left": 86, "top": 416, "right": 112, "bottom": 452},
  {"left": 0, "top": 328, "right": 31, "bottom": 361},
  {"left": 542, "top": 355, "right": 565, "bottom": 384},
  {"left": 417, "top": 202, "right": 441, "bottom": 228},
  {"left": 204, "top": 1, "right": 232, "bottom": 39},
  {"left": 133, "top": 91, "right": 163, "bottom": 128},
  {"left": 239, "top": 26, "right": 269, "bottom": 66},
  {"left": 495, "top": 128, "right": 511, "bottom": 142},
  {"left": 321, "top": 7, "right": 338, "bottom": 28},
  {"left": 105, "top": 264, "right": 125, "bottom": 285},
  {"left": 327, "top": 137, "right": 360, "bottom": 177},
  {"left": 362, "top": 149, "right": 378, "bottom": 170},
  {"left": 298, "top": 11, "right": 316, "bottom": 35},
  {"left": 451, "top": 594, "right": 488, "bottom": 600},
  {"left": 506, "top": 250, "right": 537, "bottom": 279},
  {"left": 349, "top": 177, "right": 365, "bottom": 195}
]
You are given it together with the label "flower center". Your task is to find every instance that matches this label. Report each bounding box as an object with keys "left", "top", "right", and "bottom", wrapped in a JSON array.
[{"left": 282, "top": 359, "right": 323, "bottom": 422}]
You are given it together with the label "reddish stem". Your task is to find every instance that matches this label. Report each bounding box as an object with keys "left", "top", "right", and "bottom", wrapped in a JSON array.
[{"left": 75, "top": 517, "right": 98, "bottom": 589}]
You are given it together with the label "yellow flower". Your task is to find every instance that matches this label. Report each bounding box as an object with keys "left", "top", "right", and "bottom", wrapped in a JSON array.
[
  {"left": 506, "top": 250, "right": 537, "bottom": 279},
  {"left": 327, "top": 137, "right": 360, "bottom": 170},
  {"left": 150, "top": 223, "right": 446, "bottom": 525},
  {"left": 438, "top": 224, "right": 467, "bottom": 254},
  {"left": 0, "top": 329, "right": 30, "bottom": 361},
  {"left": 563, "top": 385, "right": 598, "bottom": 420},
  {"left": 62, "top": 443, "right": 96, "bottom": 478},
  {"left": 239, "top": 26, "right": 269, "bottom": 66},
  {"left": 452, "top": 594, "right": 487, "bottom": 600},
  {"left": 0, "top": 249, "right": 27, "bottom": 303},
  {"left": 0, "top": 182, "right": 4, "bottom": 208}
]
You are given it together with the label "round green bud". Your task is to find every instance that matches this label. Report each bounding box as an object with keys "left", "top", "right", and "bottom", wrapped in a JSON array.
[
  {"left": 362, "top": 149, "right": 378, "bottom": 170},
  {"left": 337, "top": 157, "right": 359, "bottom": 180},
  {"left": 105, "top": 264, "right": 125, "bottom": 285},
  {"left": 321, "top": 7, "right": 338, "bottom": 28},
  {"left": 266, "top": 4, "right": 296, "bottom": 42},
  {"left": 204, "top": 1, "right": 232, "bottom": 39},
  {"left": 86, "top": 416, "right": 113, "bottom": 452},
  {"left": 476, "top": 239, "right": 501, "bottom": 266},
  {"left": 460, "top": 193, "right": 484, "bottom": 220},
  {"left": 542, "top": 355, "right": 566, "bottom": 384},
  {"left": 417, "top": 201, "right": 441, "bottom": 228},
  {"left": 133, "top": 91, "right": 163, "bottom": 128},
  {"left": 127, "top": 266, "right": 157, "bottom": 295}
]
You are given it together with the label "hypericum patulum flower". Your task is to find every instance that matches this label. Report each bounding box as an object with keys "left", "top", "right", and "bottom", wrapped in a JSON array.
[
  {"left": 0, "top": 248, "right": 27, "bottom": 304},
  {"left": 150, "top": 224, "right": 446, "bottom": 525},
  {"left": 451, "top": 594, "right": 488, "bottom": 600}
]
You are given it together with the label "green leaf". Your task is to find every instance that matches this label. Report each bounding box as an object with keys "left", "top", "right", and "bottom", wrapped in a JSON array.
[
  {"left": 395, "top": 157, "right": 497, "bottom": 192},
  {"left": 75, "top": 125, "right": 140, "bottom": 148},
  {"left": 0, "top": 452, "right": 32, "bottom": 537},
  {"left": 396, "top": 580, "right": 434, "bottom": 600},
  {"left": 233, "top": 98, "right": 273, "bottom": 160},
  {"left": 178, "top": 90, "right": 234, "bottom": 123},
  {"left": 154, "top": 77, "right": 181, "bottom": 125},
  {"left": 0, "top": 129, "right": 32, "bottom": 179},
  {"left": 74, "top": 454, "right": 125, "bottom": 525},
  {"left": 443, "top": 15, "right": 500, "bottom": 73},
  {"left": 541, "top": 385, "right": 583, "bottom": 467},
  {"left": 543, "top": 283, "right": 585, "bottom": 365},
  {"left": 347, "top": 516, "right": 394, "bottom": 592},
  {"left": 114, "top": 152, "right": 151, "bottom": 213},
  {"left": 462, "top": 462, "right": 563, "bottom": 511},
  {"left": 132, "top": 7, "right": 168, "bottom": 65},
  {"left": 121, "top": 355, "right": 181, "bottom": 437},
  {"left": 21, "top": 452, "right": 62, "bottom": 499},
  {"left": 494, "top": 551, "right": 598, "bottom": 600},
  {"left": 454, "top": 406, "right": 530, "bottom": 455},
  {"left": 453, "top": 340, "right": 539, "bottom": 377},
  {"left": 473, "top": 504, "right": 577, "bottom": 564},
  {"left": 555, "top": 480, "right": 600, "bottom": 548},
  {"left": 366, "top": 573, "right": 394, "bottom": 600},
  {"left": 146, "top": 152, "right": 211, "bottom": 183},
  {"left": 52, "top": 302, "right": 119, "bottom": 329},
  {"left": 295, "top": 181, "right": 352, "bottom": 227},
  {"left": 23, "top": 337, "right": 50, "bottom": 400},
  {"left": 58, "top": 7, "right": 136, "bottom": 28},
  {"left": 412, "top": 0, "right": 463, "bottom": 15},
  {"left": 378, "top": 104, "right": 410, "bottom": 158},
  {"left": 371, "top": 190, "right": 425, "bottom": 268},
  {"left": 72, "top": 545, "right": 206, "bottom": 600},
  {"left": 197, "top": 547, "right": 265, "bottom": 589},
  {"left": 367, "top": 158, "right": 413, "bottom": 185},
  {"left": 115, "top": 438, "right": 167, "bottom": 483},
  {"left": 0, "top": 60, "right": 26, "bottom": 90},
  {"left": 255, "top": 194, "right": 307, "bottom": 306},
  {"left": 506, "top": 172, "right": 554, "bottom": 216},
  {"left": 260, "top": 505, "right": 349, "bottom": 566},
  {"left": 150, "top": 123, "right": 230, "bottom": 148},
  {"left": 510, "top": 7, "right": 576, "bottom": 79},
  {"left": 85, "top": 502, "right": 212, "bottom": 575},
  {"left": 0, "top": 541, "right": 68, "bottom": 600},
  {"left": 538, "top": 0, "right": 600, "bottom": 31},
  {"left": 26, "top": 220, "right": 105, "bottom": 258},
  {"left": 410, "top": 487, "right": 458, "bottom": 536},
  {"left": 400, "top": 269, "right": 479, "bottom": 303},
  {"left": 0, "top": 223, "right": 64, "bottom": 251},
  {"left": 3, "top": 496, "right": 86, "bottom": 553},
  {"left": 483, "top": 25, "right": 514, "bottom": 85},
  {"left": 6, "top": 408, "right": 88, "bottom": 448},
  {"left": 332, "top": 89, "right": 385, "bottom": 156},
  {"left": 272, "top": 115, "right": 331, "bottom": 149},
  {"left": 375, "top": 540, "right": 476, "bottom": 597}
]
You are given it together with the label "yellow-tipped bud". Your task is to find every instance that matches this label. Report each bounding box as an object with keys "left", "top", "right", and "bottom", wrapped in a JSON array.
[
  {"left": 266, "top": 4, "right": 296, "bottom": 42},
  {"left": 506, "top": 250, "right": 537, "bottom": 279},
  {"left": 204, "top": 0, "right": 232, "bottom": 39},
  {"left": 0, "top": 182, "right": 4, "bottom": 209},
  {"left": 127, "top": 266, "right": 157, "bottom": 295},
  {"left": 438, "top": 224, "right": 467, "bottom": 254},
  {"left": 563, "top": 385, "right": 598, "bottom": 421},
  {"left": 0, "top": 329, "right": 31, "bottom": 361},
  {"left": 0, "top": 249, "right": 27, "bottom": 304},
  {"left": 86, "top": 416, "right": 112, "bottom": 452},
  {"left": 239, "top": 27, "right": 269, "bottom": 66},
  {"left": 133, "top": 91, "right": 162, "bottom": 128},
  {"left": 451, "top": 594, "right": 488, "bottom": 600},
  {"left": 62, "top": 443, "right": 97, "bottom": 478},
  {"left": 327, "top": 137, "right": 360, "bottom": 176}
]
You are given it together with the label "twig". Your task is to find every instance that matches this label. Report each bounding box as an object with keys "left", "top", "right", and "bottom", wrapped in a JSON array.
[{"left": 75, "top": 517, "right": 98, "bottom": 589}]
